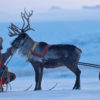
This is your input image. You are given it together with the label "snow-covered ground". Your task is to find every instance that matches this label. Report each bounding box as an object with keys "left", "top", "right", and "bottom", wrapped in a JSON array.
[
  {"left": 0, "top": 71, "right": 100, "bottom": 100},
  {"left": 0, "top": 66, "right": 100, "bottom": 100}
]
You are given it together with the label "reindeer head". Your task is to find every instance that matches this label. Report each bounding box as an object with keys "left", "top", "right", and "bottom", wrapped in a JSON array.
[{"left": 9, "top": 10, "right": 35, "bottom": 49}]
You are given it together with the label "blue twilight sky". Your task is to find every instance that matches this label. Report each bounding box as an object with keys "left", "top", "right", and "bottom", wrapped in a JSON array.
[{"left": 0, "top": 0, "right": 100, "bottom": 22}]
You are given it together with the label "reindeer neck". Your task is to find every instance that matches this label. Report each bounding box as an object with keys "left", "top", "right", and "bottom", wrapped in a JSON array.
[
  {"left": 25, "top": 40, "right": 38, "bottom": 61},
  {"left": 21, "top": 37, "right": 28, "bottom": 46}
]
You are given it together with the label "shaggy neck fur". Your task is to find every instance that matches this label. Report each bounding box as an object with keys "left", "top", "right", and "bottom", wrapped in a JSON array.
[{"left": 18, "top": 35, "right": 36, "bottom": 57}]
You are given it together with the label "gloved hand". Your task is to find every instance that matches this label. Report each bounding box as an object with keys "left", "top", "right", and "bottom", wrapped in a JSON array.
[{"left": 7, "top": 47, "right": 14, "bottom": 55}]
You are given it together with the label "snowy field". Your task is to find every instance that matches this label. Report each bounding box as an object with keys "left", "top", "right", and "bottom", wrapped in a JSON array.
[
  {"left": 0, "top": 66, "right": 100, "bottom": 100},
  {"left": 0, "top": 72, "right": 100, "bottom": 100}
]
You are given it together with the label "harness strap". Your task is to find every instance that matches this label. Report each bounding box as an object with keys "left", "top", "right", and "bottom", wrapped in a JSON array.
[
  {"left": 31, "top": 51, "right": 43, "bottom": 58},
  {"left": 31, "top": 42, "right": 38, "bottom": 51},
  {"left": 31, "top": 45, "right": 50, "bottom": 58},
  {"left": 0, "top": 54, "right": 3, "bottom": 67},
  {"left": 26, "top": 42, "right": 50, "bottom": 60},
  {"left": 43, "top": 45, "right": 50, "bottom": 56},
  {"left": 21, "top": 37, "right": 28, "bottom": 46},
  {"left": 25, "top": 42, "right": 38, "bottom": 61}
]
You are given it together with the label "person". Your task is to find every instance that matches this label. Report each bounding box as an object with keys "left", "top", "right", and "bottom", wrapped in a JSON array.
[{"left": 0, "top": 37, "right": 16, "bottom": 92}]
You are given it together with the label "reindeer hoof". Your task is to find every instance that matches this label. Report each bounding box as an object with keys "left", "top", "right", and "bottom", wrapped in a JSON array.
[
  {"left": 73, "top": 86, "right": 80, "bottom": 90},
  {"left": 34, "top": 87, "right": 42, "bottom": 91}
]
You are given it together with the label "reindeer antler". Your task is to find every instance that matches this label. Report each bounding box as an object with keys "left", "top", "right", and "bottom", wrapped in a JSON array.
[
  {"left": 21, "top": 9, "right": 35, "bottom": 32},
  {"left": 8, "top": 9, "right": 35, "bottom": 37},
  {"left": 8, "top": 23, "right": 21, "bottom": 37}
]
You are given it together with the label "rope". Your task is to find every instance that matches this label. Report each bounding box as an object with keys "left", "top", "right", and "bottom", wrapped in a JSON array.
[{"left": 78, "top": 62, "right": 100, "bottom": 69}]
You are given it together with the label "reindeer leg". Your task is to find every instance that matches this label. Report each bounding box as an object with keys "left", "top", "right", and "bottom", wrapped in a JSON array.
[
  {"left": 73, "top": 67, "right": 81, "bottom": 89},
  {"left": 38, "top": 66, "right": 43, "bottom": 90},
  {"left": 64, "top": 63, "right": 81, "bottom": 90},
  {"left": 34, "top": 66, "right": 43, "bottom": 91}
]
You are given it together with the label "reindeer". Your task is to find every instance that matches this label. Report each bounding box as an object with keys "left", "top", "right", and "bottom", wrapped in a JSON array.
[{"left": 8, "top": 10, "right": 82, "bottom": 90}]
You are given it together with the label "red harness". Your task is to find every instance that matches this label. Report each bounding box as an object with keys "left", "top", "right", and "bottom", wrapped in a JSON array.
[{"left": 31, "top": 45, "right": 50, "bottom": 58}]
